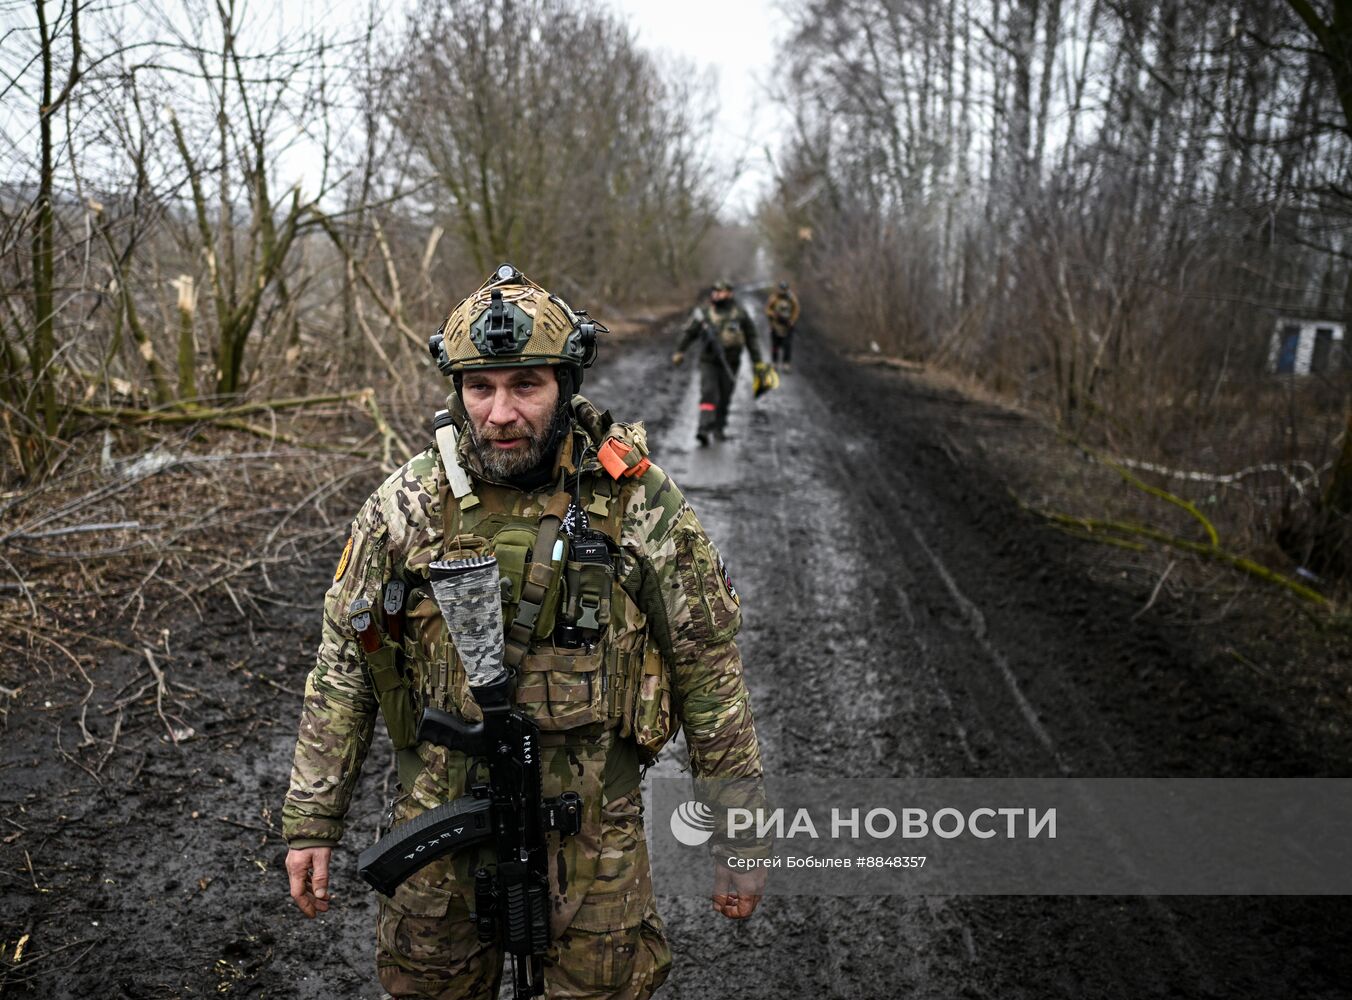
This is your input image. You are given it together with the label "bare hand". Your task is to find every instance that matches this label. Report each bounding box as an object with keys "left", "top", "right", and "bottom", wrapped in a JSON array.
[
  {"left": 671, "top": 351, "right": 685, "bottom": 366},
  {"left": 712, "top": 862, "right": 764, "bottom": 920},
  {"left": 286, "top": 846, "right": 333, "bottom": 918}
]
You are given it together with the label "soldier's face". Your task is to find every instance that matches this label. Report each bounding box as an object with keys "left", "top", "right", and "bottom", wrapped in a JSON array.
[{"left": 462, "top": 366, "right": 562, "bottom": 478}]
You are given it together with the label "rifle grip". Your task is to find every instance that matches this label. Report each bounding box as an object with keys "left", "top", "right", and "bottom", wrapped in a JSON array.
[{"left": 418, "top": 705, "right": 488, "bottom": 756}]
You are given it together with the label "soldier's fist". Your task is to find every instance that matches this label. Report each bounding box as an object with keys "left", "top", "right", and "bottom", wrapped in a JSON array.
[
  {"left": 712, "top": 862, "right": 764, "bottom": 920},
  {"left": 670, "top": 351, "right": 684, "bottom": 366}
]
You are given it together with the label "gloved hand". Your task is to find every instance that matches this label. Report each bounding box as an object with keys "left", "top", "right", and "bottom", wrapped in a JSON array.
[
  {"left": 671, "top": 351, "right": 685, "bottom": 366},
  {"left": 752, "top": 362, "right": 779, "bottom": 398}
]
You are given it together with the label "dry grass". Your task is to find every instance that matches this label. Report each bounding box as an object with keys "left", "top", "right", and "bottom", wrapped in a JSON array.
[{"left": 0, "top": 412, "right": 387, "bottom": 687}]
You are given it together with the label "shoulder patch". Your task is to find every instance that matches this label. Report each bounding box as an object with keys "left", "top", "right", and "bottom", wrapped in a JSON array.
[
  {"left": 718, "top": 554, "right": 740, "bottom": 605},
  {"left": 333, "top": 535, "right": 354, "bottom": 583}
]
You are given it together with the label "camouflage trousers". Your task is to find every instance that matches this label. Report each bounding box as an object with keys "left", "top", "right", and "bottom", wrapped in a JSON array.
[{"left": 376, "top": 787, "right": 672, "bottom": 999}]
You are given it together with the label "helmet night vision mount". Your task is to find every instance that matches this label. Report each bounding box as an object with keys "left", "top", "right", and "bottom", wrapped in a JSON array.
[{"left": 428, "top": 263, "right": 603, "bottom": 391}]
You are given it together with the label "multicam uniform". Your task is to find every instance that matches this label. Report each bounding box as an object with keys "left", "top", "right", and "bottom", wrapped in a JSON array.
[
  {"left": 675, "top": 299, "right": 762, "bottom": 440},
  {"left": 763, "top": 289, "right": 799, "bottom": 365},
  {"left": 282, "top": 393, "right": 762, "bottom": 999}
]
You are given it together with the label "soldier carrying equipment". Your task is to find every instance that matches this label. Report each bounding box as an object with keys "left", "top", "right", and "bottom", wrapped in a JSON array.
[
  {"left": 672, "top": 280, "right": 774, "bottom": 446},
  {"left": 359, "top": 556, "right": 583, "bottom": 1000},
  {"left": 764, "top": 280, "right": 800, "bottom": 371}
]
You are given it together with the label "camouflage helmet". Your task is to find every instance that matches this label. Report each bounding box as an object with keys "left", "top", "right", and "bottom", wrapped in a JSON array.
[
  {"left": 429, "top": 263, "right": 602, "bottom": 389},
  {"left": 712, "top": 279, "right": 734, "bottom": 292}
]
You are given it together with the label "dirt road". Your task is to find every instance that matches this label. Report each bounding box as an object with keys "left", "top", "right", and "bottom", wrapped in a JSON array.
[{"left": 4, "top": 306, "right": 1351, "bottom": 998}]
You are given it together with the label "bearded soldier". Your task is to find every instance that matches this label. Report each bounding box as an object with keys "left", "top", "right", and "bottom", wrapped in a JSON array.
[
  {"left": 763, "top": 281, "right": 800, "bottom": 372},
  {"left": 282, "top": 264, "right": 765, "bottom": 999},
  {"left": 670, "top": 280, "right": 772, "bottom": 446}
]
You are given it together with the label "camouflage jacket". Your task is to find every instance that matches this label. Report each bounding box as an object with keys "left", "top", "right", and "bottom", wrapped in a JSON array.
[
  {"left": 676, "top": 301, "right": 763, "bottom": 365},
  {"left": 765, "top": 290, "right": 800, "bottom": 328},
  {"left": 282, "top": 395, "right": 762, "bottom": 847}
]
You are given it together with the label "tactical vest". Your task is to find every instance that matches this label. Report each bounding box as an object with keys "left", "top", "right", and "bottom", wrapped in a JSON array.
[
  {"left": 370, "top": 419, "right": 676, "bottom": 795},
  {"left": 702, "top": 305, "right": 749, "bottom": 351}
]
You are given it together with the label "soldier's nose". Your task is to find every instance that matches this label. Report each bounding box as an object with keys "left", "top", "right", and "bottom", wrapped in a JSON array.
[{"left": 486, "top": 392, "right": 520, "bottom": 428}]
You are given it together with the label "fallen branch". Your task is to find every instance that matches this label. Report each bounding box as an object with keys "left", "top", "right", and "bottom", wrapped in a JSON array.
[
  {"left": 364, "top": 392, "right": 413, "bottom": 468},
  {"left": 0, "top": 551, "right": 37, "bottom": 614},
  {"left": 97, "top": 706, "right": 123, "bottom": 774},
  {"left": 216, "top": 815, "right": 277, "bottom": 836},
  {"left": 1053, "top": 526, "right": 1147, "bottom": 553},
  {"left": 55, "top": 723, "right": 102, "bottom": 786},
  {"left": 1071, "top": 442, "right": 1220, "bottom": 548},
  {"left": 144, "top": 647, "right": 189, "bottom": 747},
  {"left": 11, "top": 520, "right": 142, "bottom": 540},
  {"left": 1035, "top": 509, "right": 1329, "bottom": 606},
  {"left": 254, "top": 673, "right": 303, "bottom": 698},
  {"left": 1132, "top": 560, "right": 1177, "bottom": 621},
  {"left": 209, "top": 417, "right": 375, "bottom": 458},
  {"left": 69, "top": 391, "right": 370, "bottom": 424},
  {"left": 1114, "top": 455, "right": 1320, "bottom": 499}
]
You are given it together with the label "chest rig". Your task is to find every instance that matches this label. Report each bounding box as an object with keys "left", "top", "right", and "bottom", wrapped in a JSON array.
[
  {"left": 704, "top": 304, "right": 748, "bottom": 351},
  {"left": 374, "top": 405, "right": 672, "bottom": 793}
]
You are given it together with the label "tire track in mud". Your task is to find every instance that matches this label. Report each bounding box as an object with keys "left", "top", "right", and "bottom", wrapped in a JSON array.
[
  {"left": 642, "top": 336, "right": 972, "bottom": 997},
  {"left": 793, "top": 345, "right": 1218, "bottom": 997},
  {"left": 616, "top": 311, "right": 1352, "bottom": 999}
]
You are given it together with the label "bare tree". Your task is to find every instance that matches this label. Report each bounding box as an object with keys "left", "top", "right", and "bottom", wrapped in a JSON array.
[
  {"left": 0, "top": 0, "right": 84, "bottom": 472},
  {"left": 388, "top": 0, "right": 720, "bottom": 302},
  {"left": 766, "top": 0, "right": 1352, "bottom": 578}
]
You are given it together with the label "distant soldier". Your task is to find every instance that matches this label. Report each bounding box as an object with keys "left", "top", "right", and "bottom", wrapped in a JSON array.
[
  {"left": 671, "top": 280, "right": 772, "bottom": 447},
  {"left": 764, "top": 281, "right": 800, "bottom": 371}
]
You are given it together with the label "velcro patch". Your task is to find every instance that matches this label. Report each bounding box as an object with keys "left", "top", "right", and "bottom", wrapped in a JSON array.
[
  {"left": 334, "top": 536, "right": 354, "bottom": 583},
  {"left": 718, "top": 555, "right": 739, "bottom": 605}
]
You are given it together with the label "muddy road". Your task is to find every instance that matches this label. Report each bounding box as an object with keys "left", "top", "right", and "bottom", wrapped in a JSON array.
[{"left": 4, "top": 305, "right": 1351, "bottom": 998}]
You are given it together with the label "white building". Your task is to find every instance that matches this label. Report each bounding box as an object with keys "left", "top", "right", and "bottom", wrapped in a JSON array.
[{"left": 1268, "top": 318, "right": 1346, "bottom": 375}]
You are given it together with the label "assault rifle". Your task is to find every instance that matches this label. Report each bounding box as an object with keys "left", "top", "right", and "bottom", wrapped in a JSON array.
[{"left": 357, "top": 556, "right": 582, "bottom": 1000}]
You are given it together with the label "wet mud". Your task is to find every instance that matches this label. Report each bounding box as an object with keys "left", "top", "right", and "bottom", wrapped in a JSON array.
[{"left": 3, "top": 311, "right": 1351, "bottom": 998}]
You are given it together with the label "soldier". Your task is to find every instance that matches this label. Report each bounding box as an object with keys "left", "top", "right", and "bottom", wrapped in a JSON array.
[
  {"left": 282, "top": 264, "right": 766, "bottom": 999},
  {"left": 670, "top": 280, "right": 771, "bottom": 446},
  {"left": 764, "top": 281, "right": 800, "bottom": 372}
]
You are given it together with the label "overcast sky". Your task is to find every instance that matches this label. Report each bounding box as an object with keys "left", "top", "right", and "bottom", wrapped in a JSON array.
[
  {"left": 606, "top": 0, "right": 788, "bottom": 217},
  {"left": 0, "top": 0, "right": 790, "bottom": 218}
]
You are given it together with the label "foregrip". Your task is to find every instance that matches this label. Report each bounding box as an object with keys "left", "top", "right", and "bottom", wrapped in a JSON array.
[{"left": 357, "top": 796, "right": 494, "bottom": 897}]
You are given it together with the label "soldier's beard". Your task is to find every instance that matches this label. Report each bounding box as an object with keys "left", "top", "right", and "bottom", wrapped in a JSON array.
[{"left": 467, "top": 401, "right": 572, "bottom": 480}]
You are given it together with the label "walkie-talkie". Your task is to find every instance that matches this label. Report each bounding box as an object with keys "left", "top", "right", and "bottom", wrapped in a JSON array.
[{"left": 558, "top": 531, "right": 612, "bottom": 648}]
